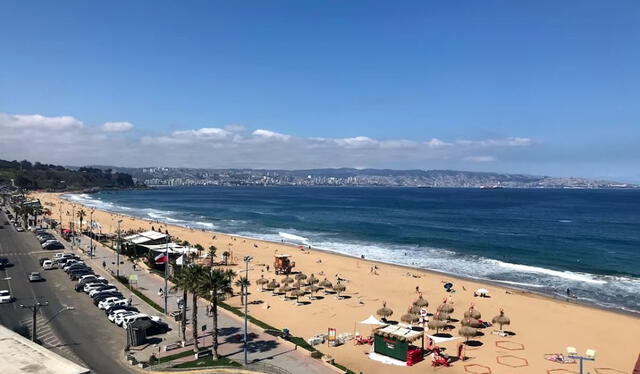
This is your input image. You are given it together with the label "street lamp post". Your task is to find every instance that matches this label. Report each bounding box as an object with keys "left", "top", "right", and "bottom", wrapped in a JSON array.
[
  {"left": 117, "top": 219, "right": 122, "bottom": 277},
  {"left": 19, "top": 301, "right": 49, "bottom": 341},
  {"left": 89, "top": 210, "right": 94, "bottom": 257},
  {"left": 567, "top": 346, "right": 596, "bottom": 374},
  {"left": 164, "top": 235, "right": 170, "bottom": 315},
  {"left": 243, "top": 255, "right": 253, "bottom": 365}
]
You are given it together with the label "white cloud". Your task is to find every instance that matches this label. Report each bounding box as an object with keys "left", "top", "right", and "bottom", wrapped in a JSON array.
[
  {"left": 463, "top": 156, "right": 496, "bottom": 162},
  {"left": 0, "top": 111, "right": 536, "bottom": 170},
  {"left": 252, "top": 129, "right": 291, "bottom": 141},
  {"left": 102, "top": 121, "right": 134, "bottom": 132}
]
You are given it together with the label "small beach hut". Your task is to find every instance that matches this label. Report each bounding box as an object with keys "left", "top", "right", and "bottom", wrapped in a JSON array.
[
  {"left": 373, "top": 324, "right": 424, "bottom": 366},
  {"left": 492, "top": 309, "right": 511, "bottom": 331},
  {"left": 376, "top": 302, "right": 394, "bottom": 320}
]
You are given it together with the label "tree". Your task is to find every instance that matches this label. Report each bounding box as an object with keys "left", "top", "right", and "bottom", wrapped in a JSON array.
[
  {"left": 222, "top": 250, "right": 230, "bottom": 266},
  {"left": 170, "top": 269, "right": 190, "bottom": 343},
  {"left": 208, "top": 246, "right": 217, "bottom": 267},
  {"left": 182, "top": 265, "right": 206, "bottom": 352},
  {"left": 194, "top": 244, "right": 204, "bottom": 258},
  {"left": 199, "top": 268, "right": 236, "bottom": 359},
  {"left": 76, "top": 209, "right": 86, "bottom": 232},
  {"left": 234, "top": 276, "right": 251, "bottom": 306}
]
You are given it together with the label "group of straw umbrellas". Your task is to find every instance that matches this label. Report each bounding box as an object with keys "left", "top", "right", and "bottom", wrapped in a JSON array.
[
  {"left": 255, "top": 273, "right": 347, "bottom": 305},
  {"left": 375, "top": 294, "right": 511, "bottom": 345}
]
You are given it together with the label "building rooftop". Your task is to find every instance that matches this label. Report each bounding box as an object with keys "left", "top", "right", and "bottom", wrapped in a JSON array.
[{"left": 0, "top": 324, "right": 90, "bottom": 374}]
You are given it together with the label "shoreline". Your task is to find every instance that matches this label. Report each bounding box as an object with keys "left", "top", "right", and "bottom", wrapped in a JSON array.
[
  {"left": 60, "top": 191, "right": 639, "bottom": 317},
  {"left": 36, "top": 191, "right": 640, "bottom": 374}
]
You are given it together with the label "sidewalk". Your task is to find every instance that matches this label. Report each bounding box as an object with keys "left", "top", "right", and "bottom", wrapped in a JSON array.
[{"left": 73, "top": 234, "right": 335, "bottom": 374}]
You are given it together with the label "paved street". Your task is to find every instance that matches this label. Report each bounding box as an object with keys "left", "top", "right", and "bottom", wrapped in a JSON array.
[{"left": 0, "top": 211, "right": 136, "bottom": 374}]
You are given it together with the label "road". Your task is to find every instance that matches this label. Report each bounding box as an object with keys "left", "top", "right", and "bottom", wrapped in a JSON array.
[{"left": 0, "top": 211, "right": 136, "bottom": 374}]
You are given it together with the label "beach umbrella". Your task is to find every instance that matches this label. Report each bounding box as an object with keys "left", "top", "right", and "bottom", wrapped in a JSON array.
[
  {"left": 443, "top": 282, "right": 453, "bottom": 291},
  {"left": 376, "top": 302, "right": 393, "bottom": 319},
  {"left": 295, "top": 273, "right": 307, "bottom": 282},
  {"left": 256, "top": 275, "right": 269, "bottom": 291},
  {"left": 413, "top": 293, "right": 429, "bottom": 308},
  {"left": 333, "top": 281, "right": 346, "bottom": 299},
  {"left": 305, "top": 284, "right": 321, "bottom": 299},
  {"left": 291, "top": 280, "right": 303, "bottom": 289},
  {"left": 409, "top": 305, "right": 422, "bottom": 315},
  {"left": 266, "top": 279, "right": 280, "bottom": 291},
  {"left": 427, "top": 318, "right": 447, "bottom": 334},
  {"left": 437, "top": 299, "right": 454, "bottom": 314},
  {"left": 307, "top": 274, "right": 319, "bottom": 285},
  {"left": 291, "top": 288, "right": 305, "bottom": 304},
  {"left": 461, "top": 317, "right": 481, "bottom": 328},
  {"left": 278, "top": 285, "right": 292, "bottom": 295},
  {"left": 434, "top": 312, "right": 450, "bottom": 321},
  {"left": 464, "top": 304, "right": 481, "bottom": 319},
  {"left": 319, "top": 278, "right": 333, "bottom": 288},
  {"left": 459, "top": 326, "right": 477, "bottom": 343},
  {"left": 491, "top": 309, "right": 511, "bottom": 330},
  {"left": 401, "top": 312, "right": 420, "bottom": 324},
  {"left": 281, "top": 275, "right": 294, "bottom": 284}
]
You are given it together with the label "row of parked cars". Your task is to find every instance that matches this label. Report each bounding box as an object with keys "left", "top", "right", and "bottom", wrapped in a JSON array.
[
  {"left": 34, "top": 229, "right": 65, "bottom": 250},
  {"left": 5, "top": 211, "right": 25, "bottom": 232},
  {"left": 41, "top": 251, "right": 169, "bottom": 334}
]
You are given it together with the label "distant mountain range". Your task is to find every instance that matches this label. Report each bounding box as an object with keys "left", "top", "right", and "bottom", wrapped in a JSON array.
[{"left": 85, "top": 166, "right": 637, "bottom": 189}]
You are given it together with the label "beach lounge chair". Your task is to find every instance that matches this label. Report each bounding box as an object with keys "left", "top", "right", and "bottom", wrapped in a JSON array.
[
  {"left": 492, "top": 329, "right": 507, "bottom": 337},
  {"left": 567, "top": 346, "right": 577, "bottom": 356}
]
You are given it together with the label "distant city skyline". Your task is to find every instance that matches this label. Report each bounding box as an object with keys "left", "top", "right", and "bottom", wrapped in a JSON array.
[{"left": 1, "top": 1, "right": 639, "bottom": 182}]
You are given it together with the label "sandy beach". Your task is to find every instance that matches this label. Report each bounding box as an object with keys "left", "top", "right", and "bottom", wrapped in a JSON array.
[{"left": 33, "top": 191, "right": 640, "bottom": 374}]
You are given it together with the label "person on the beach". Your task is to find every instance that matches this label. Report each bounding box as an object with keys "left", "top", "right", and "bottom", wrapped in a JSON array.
[
  {"left": 158, "top": 288, "right": 163, "bottom": 297},
  {"left": 102, "top": 261, "right": 106, "bottom": 268}
]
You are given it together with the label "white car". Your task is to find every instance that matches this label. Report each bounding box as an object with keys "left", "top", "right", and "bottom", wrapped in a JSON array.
[
  {"left": 84, "top": 282, "right": 110, "bottom": 293},
  {"left": 42, "top": 260, "right": 55, "bottom": 270},
  {"left": 0, "top": 290, "right": 12, "bottom": 303},
  {"left": 115, "top": 312, "right": 143, "bottom": 326},
  {"left": 110, "top": 310, "right": 136, "bottom": 324},
  {"left": 98, "top": 297, "right": 126, "bottom": 310},
  {"left": 89, "top": 287, "right": 117, "bottom": 297}
]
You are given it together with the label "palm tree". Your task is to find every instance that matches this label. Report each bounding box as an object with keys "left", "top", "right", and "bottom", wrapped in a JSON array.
[
  {"left": 222, "top": 251, "right": 230, "bottom": 266},
  {"left": 76, "top": 209, "right": 86, "bottom": 233},
  {"left": 208, "top": 245, "right": 217, "bottom": 267},
  {"left": 234, "top": 276, "right": 251, "bottom": 306},
  {"left": 199, "top": 268, "right": 236, "bottom": 359},
  {"left": 195, "top": 244, "right": 204, "bottom": 259},
  {"left": 182, "top": 264, "right": 206, "bottom": 352},
  {"left": 171, "top": 268, "right": 190, "bottom": 343}
]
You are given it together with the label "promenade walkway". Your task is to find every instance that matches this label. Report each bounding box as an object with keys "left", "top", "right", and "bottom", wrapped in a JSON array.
[{"left": 71, "top": 234, "right": 334, "bottom": 374}]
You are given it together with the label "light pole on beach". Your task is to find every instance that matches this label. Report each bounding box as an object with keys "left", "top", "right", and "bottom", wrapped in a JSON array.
[
  {"left": 164, "top": 234, "right": 170, "bottom": 315},
  {"left": 567, "top": 347, "right": 595, "bottom": 374},
  {"left": 89, "top": 209, "right": 94, "bottom": 257},
  {"left": 243, "top": 255, "right": 253, "bottom": 365}
]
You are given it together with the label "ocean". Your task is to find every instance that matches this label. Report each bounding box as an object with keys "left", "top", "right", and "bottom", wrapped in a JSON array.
[{"left": 64, "top": 187, "right": 640, "bottom": 314}]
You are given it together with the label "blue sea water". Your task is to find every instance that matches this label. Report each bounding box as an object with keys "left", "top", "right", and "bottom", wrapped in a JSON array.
[{"left": 65, "top": 187, "right": 640, "bottom": 313}]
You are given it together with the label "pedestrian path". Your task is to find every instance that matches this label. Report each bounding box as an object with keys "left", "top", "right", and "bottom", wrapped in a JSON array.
[{"left": 71, "top": 234, "right": 333, "bottom": 374}]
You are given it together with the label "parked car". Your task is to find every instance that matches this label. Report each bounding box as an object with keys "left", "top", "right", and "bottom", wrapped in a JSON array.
[
  {"left": 38, "top": 257, "right": 50, "bottom": 266},
  {"left": 93, "top": 292, "right": 123, "bottom": 305},
  {"left": 38, "top": 235, "right": 56, "bottom": 244},
  {"left": 97, "top": 297, "right": 123, "bottom": 309},
  {"left": 0, "top": 290, "right": 12, "bottom": 303},
  {"left": 89, "top": 286, "right": 117, "bottom": 297},
  {"left": 0, "top": 257, "right": 10, "bottom": 268},
  {"left": 42, "top": 260, "right": 55, "bottom": 270},
  {"left": 147, "top": 320, "right": 170, "bottom": 335},
  {"left": 15, "top": 226, "right": 24, "bottom": 232},
  {"left": 113, "top": 311, "right": 138, "bottom": 325},
  {"left": 105, "top": 305, "right": 138, "bottom": 316},
  {"left": 43, "top": 241, "right": 65, "bottom": 250},
  {"left": 28, "top": 272, "right": 43, "bottom": 282},
  {"left": 122, "top": 315, "right": 160, "bottom": 329},
  {"left": 70, "top": 270, "right": 94, "bottom": 281},
  {"left": 99, "top": 298, "right": 128, "bottom": 310},
  {"left": 53, "top": 253, "right": 72, "bottom": 259},
  {"left": 83, "top": 282, "right": 107, "bottom": 293}
]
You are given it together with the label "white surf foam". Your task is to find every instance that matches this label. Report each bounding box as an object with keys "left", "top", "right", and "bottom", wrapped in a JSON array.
[
  {"left": 278, "top": 232, "right": 310, "bottom": 244},
  {"left": 490, "top": 260, "right": 607, "bottom": 284}
]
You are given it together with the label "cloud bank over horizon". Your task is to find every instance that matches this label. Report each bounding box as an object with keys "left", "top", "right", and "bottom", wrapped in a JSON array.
[{"left": 0, "top": 112, "right": 543, "bottom": 173}]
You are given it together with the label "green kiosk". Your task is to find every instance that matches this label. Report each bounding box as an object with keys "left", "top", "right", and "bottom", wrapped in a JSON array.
[{"left": 373, "top": 325, "right": 424, "bottom": 366}]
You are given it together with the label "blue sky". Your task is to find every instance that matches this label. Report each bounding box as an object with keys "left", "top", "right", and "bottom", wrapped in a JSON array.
[{"left": 1, "top": 1, "right": 639, "bottom": 181}]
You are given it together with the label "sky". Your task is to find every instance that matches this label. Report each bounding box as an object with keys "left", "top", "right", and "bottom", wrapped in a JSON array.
[{"left": 1, "top": 1, "right": 639, "bottom": 182}]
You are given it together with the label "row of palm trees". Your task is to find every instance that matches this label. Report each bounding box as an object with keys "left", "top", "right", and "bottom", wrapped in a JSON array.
[{"left": 172, "top": 264, "right": 251, "bottom": 359}]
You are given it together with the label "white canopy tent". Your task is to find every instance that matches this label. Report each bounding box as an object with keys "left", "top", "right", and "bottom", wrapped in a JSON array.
[
  {"left": 124, "top": 230, "right": 169, "bottom": 245},
  {"left": 360, "top": 315, "right": 386, "bottom": 325},
  {"left": 142, "top": 242, "right": 197, "bottom": 255}
]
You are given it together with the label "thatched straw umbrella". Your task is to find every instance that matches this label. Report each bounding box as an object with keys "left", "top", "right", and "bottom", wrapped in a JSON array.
[
  {"left": 256, "top": 275, "right": 269, "bottom": 291},
  {"left": 492, "top": 309, "right": 511, "bottom": 330},
  {"left": 295, "top": 273, "right": 307, "bottom": 282},
  {"left": 278, "top": 285, "right": 292, "bottom": 297},
  {"left": 401, "top": 312, "right": 420, "bottom": 324},
  {"left": 376, "top": 302, "right": 393, "bottom": 320},
  {"left": 307, "top": 274, "right": 319, "bottom": 285},
  {"left": 409, "top": 305, "right": 422, "bottom": 315},
  {"left": 437, "top": 299, "right": 454, "bottom": 314},
  {"left": 413, "top": 293, "right": 429, "bottom": 308},
  {"left": 464, "top": 305, "right": 481, "bottom": 320},
  {"left": 459, "top": 326, "right": 477, "bottom": 343},
  {"left": 319, "top": 278, "right": 332, "bottom": 294},
  {"left": 291, "top": 280, "right": 304, "bottom": 290},
  {"left": 428, "top": 318, "right": 447, "bottom": 334},
  {"left": 266, "top": 279, "right": 279, "bottom": 291},
  {"left": 433, "top": 312, "right": 450, "bottom": 321},
  {"left": 306, "top": 284, "right": 321, "bottom": 299},
  {"left": 461, "top": 317, "right": 481, "bottom": 328},
  {"left": 333, "top": 281, "right": 346, "bottom": 299},
  {"left": 281, "top": 275, "right": 294, "bottom": 285},
  {"left": 291, "top": 288, "right": 305, "bottom": 304}
]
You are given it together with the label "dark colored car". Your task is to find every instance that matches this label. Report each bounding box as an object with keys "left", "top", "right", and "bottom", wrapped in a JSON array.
[
  {"left": 0, "top": 257, "right": 10, "bottom": 269},
  {"left": 37, "top": 235, "right": 56, "bottom": 243},
  {"left": 146, "top": 320, "right": 170, "bottom": 336},
  {"left": 70, "top": 270, "right": 94, "bottom": 281},
  {"left": 65, "top": 264, "right": 89, "bottom": 273},
  {"left": 43, "top": 242, "right": 65, "bottom": 250}
]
